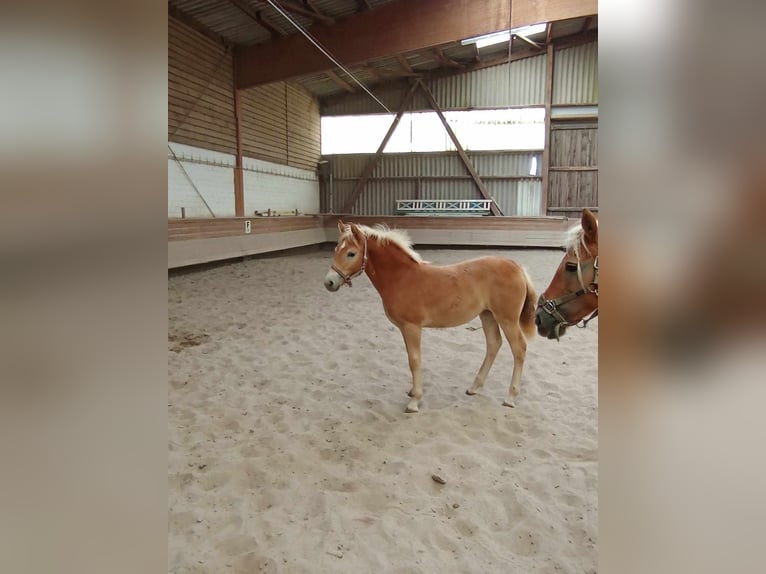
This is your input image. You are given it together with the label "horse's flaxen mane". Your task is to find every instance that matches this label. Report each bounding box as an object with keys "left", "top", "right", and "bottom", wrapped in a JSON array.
[
  {"left": 565, "top": 224, "right": 591, "bottom": 259},
  {"left": 342, "top": 224, "right": 424, "bottom": 263}
]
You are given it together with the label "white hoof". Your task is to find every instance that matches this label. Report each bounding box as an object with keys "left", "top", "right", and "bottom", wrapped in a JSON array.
[
  {"left": 502, "top": 400, "right": 516, "bottom": 408},
  {"left": 465, "top": 389, "right": 477, "bottom": 396},
  {"left": 405, "top": 399, "right": 419, "bottom": 413}
]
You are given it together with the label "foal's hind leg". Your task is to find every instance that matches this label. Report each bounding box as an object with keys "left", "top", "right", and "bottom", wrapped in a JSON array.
[
  {"left": 498, "top": 321, "right": 528, "bottom": 408},
  {"left": 466, "top": 311, "right": 502, "bottom": 396},
  {"left": 399, "top": 323, "right": 424, "bottom": 413}
]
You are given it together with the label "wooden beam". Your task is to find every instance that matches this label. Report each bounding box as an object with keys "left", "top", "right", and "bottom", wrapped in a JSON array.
[
  {"left": 433, "top": 47, "right": 465, "bottom": 69},
  {"left": 320, "top": 28, "right": 597, "bottom": 110},
  {"left": 418, "top": 80, "right": 502, "bottom": 216},
  {"left": 396, "top": 54, "right": 413, "bottom": 74},
  {"left": 580, "top": 16, "right": 593, "bottom": 34},
  {"left": 541, "top": 43, "right": 554, "bottom": 216},
  {"left": 326, "top": 69, "right": 354, "bottom": 93},
  {"left": 169, "top": 5, "right": 230, "bottom": 48},
  {"left": 271, "top": 0, "right": 334, "bottom": 26},
  {"left": 546, "top": 22, "right": 554, "bottom": 45},
  {"left": 226, "top": 0, "right": 288, "bottom": 38},
  {"left": 235, "top": 0, "right": 598, "bottom": 88},
  {"left": 255, "top": 10, "right": 285, "bottom": 37},
  {"left": 513, "top": 33, "right": 543, "bottom": 51},
  {"left": 303, "top": 0, "right": 325, "bottom": 17},
  {"left": 233, "top": 60, "right": 244, "bottom": 217},
  {"left": 340, "top": 83, "right": 419, "bottom": 214}
]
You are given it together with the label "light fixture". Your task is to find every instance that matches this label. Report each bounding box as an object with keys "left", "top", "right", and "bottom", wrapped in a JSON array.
[{"left": 461, "top": 23, "right": 547, "bottom": 49}]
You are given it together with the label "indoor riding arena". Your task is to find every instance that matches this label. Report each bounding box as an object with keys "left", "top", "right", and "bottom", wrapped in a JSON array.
[{"left": 168, "top": 1, "right": 598, "bottom": 572}]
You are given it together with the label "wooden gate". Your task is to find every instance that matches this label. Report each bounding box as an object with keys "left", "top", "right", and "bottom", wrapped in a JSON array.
[{"left": 547, "top": 120, "right": 598, "bottom": 217}]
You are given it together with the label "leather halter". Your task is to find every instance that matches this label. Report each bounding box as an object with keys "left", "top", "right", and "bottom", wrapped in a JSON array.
[
  {"left": 538, "top": 253, "right": 598, "bottom": 340},
  {"left": 331, "top": 235, "right": 368, "bottom": 288}
]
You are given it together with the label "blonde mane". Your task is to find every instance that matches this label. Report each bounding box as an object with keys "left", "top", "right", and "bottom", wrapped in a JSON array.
[
  {"left": 564, "top": 224, "right": 591, "bottom": 259},
  {"left": 341, "top": 224, "right": 424, "bottom": 263}
]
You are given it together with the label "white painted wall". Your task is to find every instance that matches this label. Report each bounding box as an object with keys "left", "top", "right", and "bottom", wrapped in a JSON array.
[
  {"left": 168, "top": 142, "right": 320, "bottom": 218},
  {"left": 168, "top": 142, "right": 235, "bottom": 218},
  {"left": 243, "top": 157, "right": 319, "bottom": 215}
]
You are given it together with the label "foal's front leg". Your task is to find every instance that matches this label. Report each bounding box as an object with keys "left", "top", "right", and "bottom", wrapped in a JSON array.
[{"left": 400, "top": 323, "right": 423, "bottom": 413}]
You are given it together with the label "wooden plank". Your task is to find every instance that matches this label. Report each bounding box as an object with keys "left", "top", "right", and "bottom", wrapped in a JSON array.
[
  {"left": 272, "top": 0, "right": 334, "bottom": 25},
  {"left": 541, "top": 43, "right": 554, "bottom": 215},
  {"left": 340, "top": 82, "right": 419, "bottom": 213},
  {"left": 418, "top": 80, "right": 502, "bottom": 216},
  {"left": 235, "top": 0, "right": 598, "bottom": 88},
  {"left": 233, "top": 61, "right": 244, "bottom": 217}
]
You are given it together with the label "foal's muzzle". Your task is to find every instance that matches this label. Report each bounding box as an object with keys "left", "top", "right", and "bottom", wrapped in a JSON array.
[{"left": 324, "top": 270, "right": 342, "bottom": 292}]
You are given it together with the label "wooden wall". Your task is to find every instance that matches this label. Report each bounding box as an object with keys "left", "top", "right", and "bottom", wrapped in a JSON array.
[
  {"left": 239, "top": 82, "right": 321, "bottom": 171},
  {"left": 168, "top": 18, "right": 236, "bottom": 155},
  {"left": 169, "top": 15, "right": 321, "bottom": 170},
  {"left": 547, "top": 120, "right": 598, "bottom": 216}
]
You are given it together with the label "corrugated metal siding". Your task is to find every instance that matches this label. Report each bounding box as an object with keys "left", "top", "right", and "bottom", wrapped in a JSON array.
[
  {"left": 321, "top": 54, "right": 547, "bottom": 116},
  {"left": 321, "top": 152, "right": 542, "bottom": 216},
  {"left": 430, "top": 54, "right": 546, "bottom": 109},
  {"left": 553, "top": 42, "right": 598, "bottom": 105}
]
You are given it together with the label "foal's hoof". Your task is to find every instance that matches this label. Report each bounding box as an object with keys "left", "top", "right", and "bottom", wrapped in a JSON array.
[
  {"left": 502, "top": 400, "right": 516, "bottom": 408},
  {"left": 404, "top": 400, "right": 418, "bottom": 413},
  {"left": 465, "top": 389, "right": 477, "bottom": 396}
]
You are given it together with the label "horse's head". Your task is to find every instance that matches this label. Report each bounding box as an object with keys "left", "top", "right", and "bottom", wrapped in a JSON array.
[
  {"left": 535, "top": 208, "right": 599, "bottom": 340},
  {"left": 324, "top": 220, "right": 368, "bottom": 291}
]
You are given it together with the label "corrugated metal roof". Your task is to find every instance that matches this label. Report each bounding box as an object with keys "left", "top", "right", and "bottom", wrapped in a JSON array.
[{"left": 169, "top": 2, "right": 597, "bottom": 103}]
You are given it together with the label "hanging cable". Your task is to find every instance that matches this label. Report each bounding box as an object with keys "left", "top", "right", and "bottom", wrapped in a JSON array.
[
  {"left": 264, "top": 0, "right": 392, "bottom": 113},
  {"left": 507, "top": 0, "right": 513, "bottom": 104}
]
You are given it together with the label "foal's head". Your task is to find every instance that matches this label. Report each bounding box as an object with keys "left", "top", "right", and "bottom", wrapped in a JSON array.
[
  {"left": 324, "top": 220, "right": 367, "bottom": 291},
  {"left": 535, "top": 209, "right": 599, "bottom": 340}
]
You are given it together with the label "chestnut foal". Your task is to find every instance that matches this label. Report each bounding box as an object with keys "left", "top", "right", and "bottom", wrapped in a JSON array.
[{"left": 324, "top": 221, "right": 537, "bottom": 412}]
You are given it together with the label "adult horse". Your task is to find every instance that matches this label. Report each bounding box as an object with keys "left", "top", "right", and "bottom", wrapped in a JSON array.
[
  {"left": 535, "top": 208, "right": 599, "bottom": 340},
  {"left": 324, "top": 221, "right": 536, "bottom": 413}
]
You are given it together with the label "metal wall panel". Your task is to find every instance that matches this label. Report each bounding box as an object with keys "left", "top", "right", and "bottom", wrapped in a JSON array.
[
  {"left": 553, "top": 42, "right": 598, "bottom": 105},
  {"left": 430, "top": 54, "right": 546, "bottom": 109},
  {"left": 321, "top": 54, "right": 547, "bottom": 116},
  {"left": 321, "top": 152, "right": 543, "bottom": 216}
]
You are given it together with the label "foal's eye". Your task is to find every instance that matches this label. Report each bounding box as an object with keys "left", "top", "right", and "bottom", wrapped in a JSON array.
[
  {"left": 347, "top": 251, "right": 356, "bottom": 258},
  {"left": 565, "top": 262, "right": 578, "bottom": 272}
]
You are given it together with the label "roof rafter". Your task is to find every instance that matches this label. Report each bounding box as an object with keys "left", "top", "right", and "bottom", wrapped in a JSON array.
[
  {"left": 235, "top": 0, "right": 598, "bottom": 88},
  {"left": 169, "top": 5, "right": 231, "bottom": 48},
  {"left": 320, "top": 29, "right": 597, "bottom": 108},
  {"left": 226, "top": 0, "right": 284, "bottom": 38},
  {"left": 433, "top": 47, "right": 465, "bottom": 69},
  {"left": 271, "top": 0, "right": 334, "bottom": 26}
]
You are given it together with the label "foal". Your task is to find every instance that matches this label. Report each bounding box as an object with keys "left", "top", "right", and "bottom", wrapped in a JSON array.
[{"left": 324, "top": 221, "right": 537, "bottom": 412}]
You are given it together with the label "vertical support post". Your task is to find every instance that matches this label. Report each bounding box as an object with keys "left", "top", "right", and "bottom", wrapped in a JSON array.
[
  {"left": 233, "top": 60, "right": 245, "bottom": 217},
  {"left": 340, "top": 82, "right": 419, "bottom": 214},
  {"left": 541, "top": 42, "right": 554, "bottom": 216},
  {"left": 419, "top": 80, "right": 502, "bottom": 216}
]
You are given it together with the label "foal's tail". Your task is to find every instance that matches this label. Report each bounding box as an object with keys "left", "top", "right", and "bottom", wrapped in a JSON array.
[{"left": 519, "top": 267, "right": 537, "bottom": 340}]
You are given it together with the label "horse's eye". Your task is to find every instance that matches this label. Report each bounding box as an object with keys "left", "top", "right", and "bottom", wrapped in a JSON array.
[
  {"left": 347, "top": 251, "right": 356, "bottom": 258},
  {"left": 565, "top": 262, "right": 578, "bottom": 272}
]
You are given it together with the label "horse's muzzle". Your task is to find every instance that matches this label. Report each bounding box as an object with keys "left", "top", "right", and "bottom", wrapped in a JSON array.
[
  {"left": 324, "top": 270, "right": 341, "bottom": 292},
  {"left": 535, "top": 307, "right": 567, "bottom": 340}
]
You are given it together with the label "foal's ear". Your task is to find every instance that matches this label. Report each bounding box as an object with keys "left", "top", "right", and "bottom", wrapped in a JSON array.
[
  {"left": 337, "top": 219, "right": 346, "bottom": 233},
  {"left": 581, "top": 208, "right": 598, "bottom": 244},
  {"left": 349, "top": 223, "right": 365, "bottom": 245}
]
